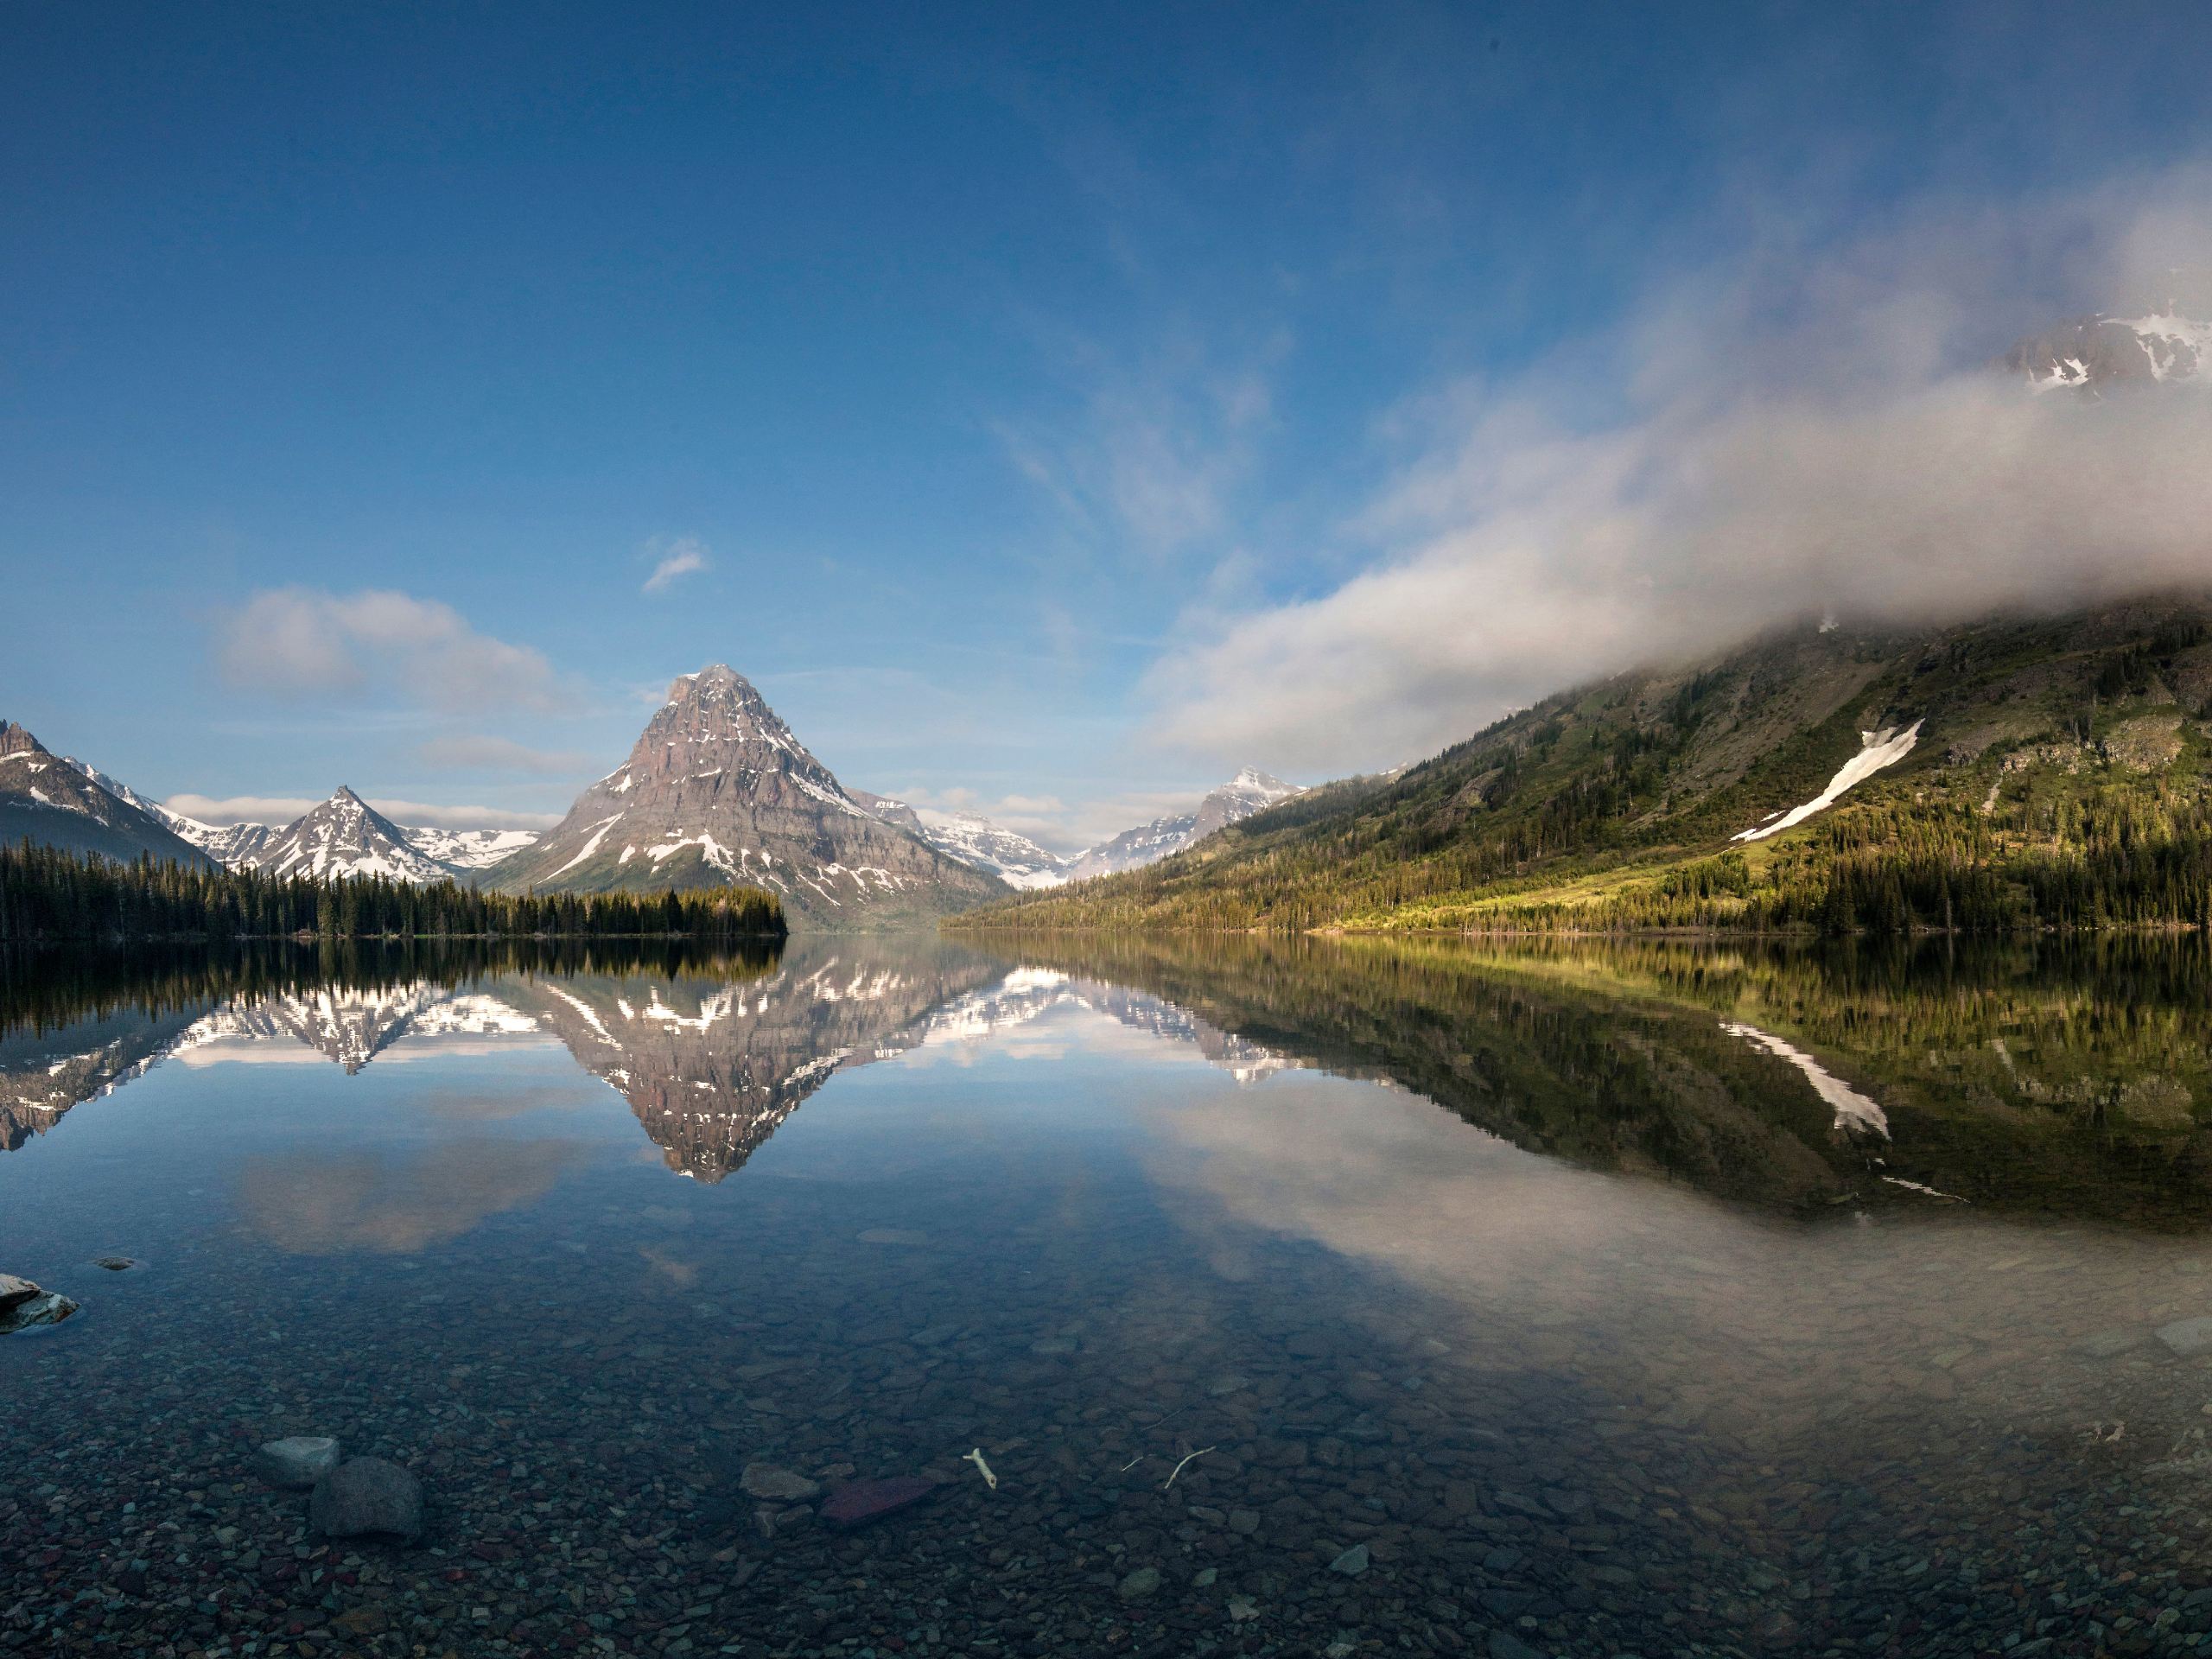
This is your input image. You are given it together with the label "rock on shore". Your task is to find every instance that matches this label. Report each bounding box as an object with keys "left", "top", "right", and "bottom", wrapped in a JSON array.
[{"left": 0, "top": 1273, "right": 78, "bottom": 1334}]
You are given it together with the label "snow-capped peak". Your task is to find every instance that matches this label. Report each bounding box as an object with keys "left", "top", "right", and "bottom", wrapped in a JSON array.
[{"left": 243, "top": 789, "right": 456, "bottom": 885}]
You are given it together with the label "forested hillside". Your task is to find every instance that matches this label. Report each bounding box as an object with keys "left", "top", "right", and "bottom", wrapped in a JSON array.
[{"left": 953, "top": 594, "right": 2212, "bottom": 934}]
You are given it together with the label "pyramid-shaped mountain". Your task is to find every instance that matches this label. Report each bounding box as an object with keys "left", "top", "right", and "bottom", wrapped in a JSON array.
[
  {"left": 243, "top": 788, "right": 456, "bottom": 884},
  {"left": 483, "top": 665, "right": 1005, "bottom": 928}
]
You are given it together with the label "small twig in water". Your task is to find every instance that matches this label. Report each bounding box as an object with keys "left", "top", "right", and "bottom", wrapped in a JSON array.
[
  {"left": 1162, "top": 1446, "right": 1216, "bottom": 1491},
  {"left": 964, "top": 1447, "right": 999, "bottom": 1490},
  {"left": 1118, "top": 1455, "right": 1147, "bottom": 1472}
]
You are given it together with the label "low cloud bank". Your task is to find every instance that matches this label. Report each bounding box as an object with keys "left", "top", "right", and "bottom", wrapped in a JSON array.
[
  {"left": 166, "top": 792, "right": 560, "bottom": 831},
  {"left": 1147, "top": 169, "right": 2212, "bottom": 775}
]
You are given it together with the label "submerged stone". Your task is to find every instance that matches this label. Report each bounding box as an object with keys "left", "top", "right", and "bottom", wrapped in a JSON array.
[
  {"left": 1328, "top": 1543, "right": 1370, "bottom": 1576},
  {"left": 257, "top": 1436, "right": 342, "bottom": 1490},
  {"left": 820, "top": 1476, "right": 936, "bottom": 1528},
  {"left": 2157, "top": 1315, "right": 2212, "bottom": 1357},
  {"left": 1118, "top": 1567, "right": 1161, "bottom": 1600},
  {"left": 310, "top": 1457, "right": 424, "bottom": 1542},
  {"left": 740, "top": 1462, "right": 820, "bottom": 1501}
]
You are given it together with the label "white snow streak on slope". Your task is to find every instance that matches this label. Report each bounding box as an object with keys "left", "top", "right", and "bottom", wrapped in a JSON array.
[
  {"left": 1732, "top": 721, "right": 1922, "bottom": 843},
  {"left": 1882, "top": 1176, "right": 1967, "bottom": 1202},
  {"left": 547, "top": 814, "right": 624, "bottom": 879},
  {"left": 1721, "top": 1020, "right": 1888, "bottom": 1137}
]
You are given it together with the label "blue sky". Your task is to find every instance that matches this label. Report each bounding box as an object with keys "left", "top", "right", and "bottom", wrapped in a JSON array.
[{"left": 7, "top": 3, "right": 2212, "bottom": 847}]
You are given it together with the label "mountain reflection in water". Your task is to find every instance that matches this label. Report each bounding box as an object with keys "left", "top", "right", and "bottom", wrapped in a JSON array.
[
  {"left": 10, "top": 931, "right": 2212, "bottom": 1225},
  {"left": 13, "top": 931, "right": 2212, "bottom": 1656}
]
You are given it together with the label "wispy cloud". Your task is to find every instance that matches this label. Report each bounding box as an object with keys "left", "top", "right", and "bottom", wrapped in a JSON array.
[
  {"left": 1146, "top": 165, "right": 2212, "bottom": 775},
  {"left": 642, "top": 535, "right": 710, "bottom": 594},
  {"left": 994, "top": 337, "right": 1281, "bottom": 560},
  {"left": 212, "top": 588, "right": 564, "bottom": 712},
  {"left": 415, "top": 734, "right": 589, "bottom": 776}
]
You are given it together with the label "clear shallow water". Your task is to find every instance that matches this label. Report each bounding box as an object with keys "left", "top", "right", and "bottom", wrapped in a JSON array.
[{"left": 10, "top": 936, "right": 2212, "bottom": 1658}]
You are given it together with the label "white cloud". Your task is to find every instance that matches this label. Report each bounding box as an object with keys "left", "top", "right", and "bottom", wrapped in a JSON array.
[
  {"left": 415, "top": 734, "right": 588, "bottom": 776},
  {"left": 165, "top": 792, "right": 561, "bottom": 831},
  {"left": 365, "top": 798, "right": 564, "bottom": 831},
  {"left": 1145, "top": 167, "right": 2212, "bottom": 775},
  {"left": 642, "top": 536, "right": 710, "bottom": 594},
  {"left": 164, "top": 793, "right": 319, "bottom": 825},
  {"left": 213, "top": 588, "right": 563, "bottom": 712}
]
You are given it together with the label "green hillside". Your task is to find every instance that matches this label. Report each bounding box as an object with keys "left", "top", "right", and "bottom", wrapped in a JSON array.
[{"left": 952, "top": 594, "right": 2212, "bottom": 934}]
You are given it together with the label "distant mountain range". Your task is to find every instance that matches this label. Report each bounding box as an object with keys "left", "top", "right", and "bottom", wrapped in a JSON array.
[
  {"left": 1063, "top": 768, "right": 1302, "bottom": 880},
  {"left": 229, "top": 787, "right": 459, "bottom": 884},
  {"left": 4, "top": 682, "right": 1304, "bottom": 931},
  {"left": 61, "top": 757, "right": 543, "bottom": 883},
  {"left": 849, "top": 792, "right": 1069, "bottom": 888},
  {"left": 849, "top": 772, "right": 1300, "bottom": 888}
]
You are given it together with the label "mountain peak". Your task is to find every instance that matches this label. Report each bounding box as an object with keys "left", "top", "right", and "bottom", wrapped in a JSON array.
[
  {"left": 485, "top": 668, "right": 1005, "bottom": 925},
  {"left": 669, "top": 663, "right": 750, "bottom": 702},
  {"left": 0, "top": 720, "right": 48, "bottom": 760},
  {"left": 245, "top": 789, "right": 452, "bottom": 885}
]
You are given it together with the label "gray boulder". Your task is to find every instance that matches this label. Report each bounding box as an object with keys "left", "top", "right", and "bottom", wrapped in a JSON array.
[
  {"left": 2158, "top": 1315, "right": 2212, "bottom": 1357},
  {"left": 309, "top": 1457, "right": 424, "bottom": 1542},
  {"left": 257, "top": 1436, "right": 342, "bottom": 1491}
]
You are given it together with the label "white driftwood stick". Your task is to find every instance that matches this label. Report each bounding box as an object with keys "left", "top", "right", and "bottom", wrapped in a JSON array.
[{"left": 1161, "top": 1446, "right": 1216, "bottom": 1491}]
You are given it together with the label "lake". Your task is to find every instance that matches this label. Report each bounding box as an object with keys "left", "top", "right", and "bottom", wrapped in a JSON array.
[{"left": 8, "top": 931, "right": 2212, "bottom": 1658}]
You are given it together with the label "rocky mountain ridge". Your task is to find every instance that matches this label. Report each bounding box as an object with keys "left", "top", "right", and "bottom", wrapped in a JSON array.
[{"left": 0, "top": 721, "right": 215, "bottom": 869}]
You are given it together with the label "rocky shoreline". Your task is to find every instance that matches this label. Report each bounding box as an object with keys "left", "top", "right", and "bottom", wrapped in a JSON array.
[{"left": 16, "top": 1187, "right": 2212, "bottom": 1659}]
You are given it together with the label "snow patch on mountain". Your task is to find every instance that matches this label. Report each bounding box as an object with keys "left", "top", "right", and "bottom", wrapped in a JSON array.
[
  {"left": 1732, "top": 721, "right": 1922, "bottom": 843},
  {"left": 851, "top": 793, "right": 1069, "bottom": 887},
  {"left": 2005, "top": 309, "right": 2212, "bottom": 394},
  {"left": 401, "top": 825, "right": 540, "bottom": 869}
]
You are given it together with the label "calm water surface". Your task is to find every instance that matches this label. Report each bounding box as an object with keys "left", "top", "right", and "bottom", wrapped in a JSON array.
[{"left": 9, "top": 932, "right": 2212, "bottom": 1659}]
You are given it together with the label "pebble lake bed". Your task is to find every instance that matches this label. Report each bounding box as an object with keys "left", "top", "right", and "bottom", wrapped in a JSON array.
[{"left": 12, "top": 934, "right": 2212, "bottom": 1657}]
